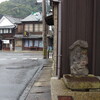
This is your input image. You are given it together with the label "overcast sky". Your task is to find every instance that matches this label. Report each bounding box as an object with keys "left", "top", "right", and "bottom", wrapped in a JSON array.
[{"left": 0, "top": 0, "right": 9, "bottom": 3}]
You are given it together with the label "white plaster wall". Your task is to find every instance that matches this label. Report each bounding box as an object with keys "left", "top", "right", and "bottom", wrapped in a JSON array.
[{"left": 0, "top": 16, "right": 13, "bottom": 26}]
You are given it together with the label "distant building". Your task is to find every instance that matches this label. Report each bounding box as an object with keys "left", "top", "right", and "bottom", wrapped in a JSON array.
[
  {"left": 15, "top": 12, "right": 43, "bottom": 51},
  {"left": 0, "top": 15, "right": 21, "bottom": 50}
]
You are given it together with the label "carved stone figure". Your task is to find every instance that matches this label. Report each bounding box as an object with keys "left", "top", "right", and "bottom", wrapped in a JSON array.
[{"left": 69, "top": 40, "right": 89, "bottom": 76}]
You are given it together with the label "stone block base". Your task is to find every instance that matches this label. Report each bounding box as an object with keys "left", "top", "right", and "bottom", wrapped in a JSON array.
[
  {"left": 51, "top": 77, "right": 100, "bottom": 100},
  {"left": 63, "top": 74, "right": 100, "bottom": 90}
]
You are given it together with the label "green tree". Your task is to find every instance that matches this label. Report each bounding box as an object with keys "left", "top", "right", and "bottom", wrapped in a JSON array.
[{"left": 0, "top": 0, "right": 42, "bottom": 18}]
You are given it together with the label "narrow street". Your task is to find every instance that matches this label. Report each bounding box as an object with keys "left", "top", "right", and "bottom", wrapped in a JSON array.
[{"left": 0, "top": 51, "right": 43, "bottom": 100}]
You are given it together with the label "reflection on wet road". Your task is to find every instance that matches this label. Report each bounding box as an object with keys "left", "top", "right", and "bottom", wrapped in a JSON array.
[{"left": 0, "top": 52, "right": 43, "bottom": 100}]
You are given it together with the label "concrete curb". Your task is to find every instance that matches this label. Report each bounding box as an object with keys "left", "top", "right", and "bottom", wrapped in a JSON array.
[
  {"left": 0, "top": 50, "right": 43, "bottom": 53},
  {"left": 18, "top": 64, "right": 44, "bottom": 100}
]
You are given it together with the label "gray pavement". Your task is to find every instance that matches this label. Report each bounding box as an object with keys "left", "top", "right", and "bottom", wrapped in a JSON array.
[
  {"left": 0, "top": 51, "right": 43, "bottom": 100},
  {"left": 26, "top": 59, "right": 52, "bottom": 100}
]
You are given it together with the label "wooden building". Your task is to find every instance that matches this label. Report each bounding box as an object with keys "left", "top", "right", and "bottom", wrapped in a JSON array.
[
  {"left": 15, "top": 12, "right": 43, "bottom": 51},
  {"left": 0, "top": 16, "right": 21, "bottom": 51},
  {"left": 50, "top": 0, "right": 100, "bottom": 78}
]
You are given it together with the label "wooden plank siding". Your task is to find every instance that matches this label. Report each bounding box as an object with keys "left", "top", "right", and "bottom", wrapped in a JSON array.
[
  {"left": 61, "top": 0, "right": 94, "bottom": 76},
  {"left": 95, "top": 0, "right": 100, "bottom": 75}
]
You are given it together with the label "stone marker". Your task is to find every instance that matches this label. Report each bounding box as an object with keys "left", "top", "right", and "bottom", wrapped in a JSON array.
[
  {"left": 69, "top": 40, "right": 89, "bottom": 76},
  {"left": 63, "top": 40, "right": 100, "bottom": 90}
]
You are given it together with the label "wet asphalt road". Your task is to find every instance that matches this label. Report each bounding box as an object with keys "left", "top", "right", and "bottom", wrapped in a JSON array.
[{"left": 0, "top": 51, "right": 43, "bottom": 100}]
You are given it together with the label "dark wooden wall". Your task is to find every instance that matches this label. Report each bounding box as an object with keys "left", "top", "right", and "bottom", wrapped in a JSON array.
[
  {"left": 95, "top": 0, "right": 100, "bottom": 75},
  {"left": 61, "top": 0, "right": 95, "bottom": 76}
]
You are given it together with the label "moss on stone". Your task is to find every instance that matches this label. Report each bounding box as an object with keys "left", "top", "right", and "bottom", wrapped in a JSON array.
[{"left": 63, "top": 74, "right": 100, "bottom": 90}]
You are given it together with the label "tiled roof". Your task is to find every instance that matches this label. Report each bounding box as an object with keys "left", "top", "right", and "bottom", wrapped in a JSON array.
[
  {"left": 21, "top": 12, "right": 42, "bottom": 22},
  {"left": 5, "top": 16, "right": 22, "bottom": 24}
]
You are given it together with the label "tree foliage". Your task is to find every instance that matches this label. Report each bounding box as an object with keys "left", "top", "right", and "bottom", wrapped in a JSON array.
[{"left": 0, "top": 0, "right": 42, "bottom": 18}]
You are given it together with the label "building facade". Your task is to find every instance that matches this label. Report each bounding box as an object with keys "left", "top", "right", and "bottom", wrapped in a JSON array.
[
  {"left": 15, "top": 13, "right": 43, "bottom": 51},
  {"left": 0, "top": 16, "right": 21, "bottom": 51}
]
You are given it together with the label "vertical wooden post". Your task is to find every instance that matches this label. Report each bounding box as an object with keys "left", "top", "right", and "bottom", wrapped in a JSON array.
[
  {"left": 42, "top": 0, "right": 48, "bottom": 59},
  {"left": 93, "top": 0, "right": 96, "bottom": 74}
]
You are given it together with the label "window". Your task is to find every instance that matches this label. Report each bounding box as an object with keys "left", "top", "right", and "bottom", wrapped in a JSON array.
[
  {"left": 0, "top": 29, "right": 12, "bottom": 34},
  {"left": 34, "top": 24, "right": 38, "bottom": 32},
  {"left": 24, "top": 40, "right": 43, "bottom": 48},
  {"left": 25, "top": 24, "right": 33, "bottom": 32},
  {"left": 0, "top": 29, "right": 3, "bottom": 34},
  {"left": 9, "top": 29, "right": 12, "bottom": 33},
  {"left": 34, "top": 40, "right": 43, "bottom": 47},
  {"left": 24, "top": 40, "right": 29, "bottom": 47},
  {"left": 39, "top": 24, "right": 43, "bottom": 32},
  {"left": 34, "top": 40, "right": 39, "bottom": 47},
  {"left": 4, "top": 29, "right": 9, "bottom": 33},
  {"left": 18, "top": 25, "right": 23, "bottom": 33},
  {"left": 29, "top": 40, "right": 33, "bottom": 47},
  {"left": 24, "top": 40, "right": 33, "bottom": 47},
  {"left": 25, "top": 24, "right": 28, "bottom": 32},
  {"left": 34, "top": 24, "right": 43, "bottom": 32},
  {"left": 39, "top": 41, "right": 43, "bottom": 47},
  {"left": 29, "top": 24, "right": 33, "bottom": 32}
]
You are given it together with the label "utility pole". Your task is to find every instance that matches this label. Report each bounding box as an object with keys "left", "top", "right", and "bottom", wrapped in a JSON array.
[{"left": 42, "top": 0, "right": 48, "bottom": 59}]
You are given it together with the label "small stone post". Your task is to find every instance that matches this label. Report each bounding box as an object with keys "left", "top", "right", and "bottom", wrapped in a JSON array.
[{"left": 69, "top": 40, "right": 89, "bottom": 76}]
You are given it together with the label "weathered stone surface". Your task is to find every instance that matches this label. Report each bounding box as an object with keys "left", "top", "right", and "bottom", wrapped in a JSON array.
[
  {"left": 69, "top": 40, "right": 89, "bottom": 76},
  {"left": 63, "top": 74, "right": 100, "bottom": 90},
  {"left": 69, "top": 40, "right": 88, "bottom": 50},
  {"left": 51, "top": 77, "right": 100, "bottom": 100}
]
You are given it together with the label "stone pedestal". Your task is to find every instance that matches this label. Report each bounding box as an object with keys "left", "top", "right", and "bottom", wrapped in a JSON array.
[
  {"left": 51, "top": 77, "right": 100, "bottom": 100},
  {"left": 63, "top": 74, "right": 100, "bottom": 91}
]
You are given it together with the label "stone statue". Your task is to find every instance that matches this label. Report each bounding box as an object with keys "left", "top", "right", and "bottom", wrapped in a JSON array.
[{"left": 69, "top": 40, "right": 89, "bottom": 76}]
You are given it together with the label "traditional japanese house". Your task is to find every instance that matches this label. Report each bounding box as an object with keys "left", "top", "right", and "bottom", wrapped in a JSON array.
[
  {"left": 15, "top": 12, "right": 43, "bottom": 51},
  {"left": 0, "top": 15, "right": 21, "bottom": 50}
]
